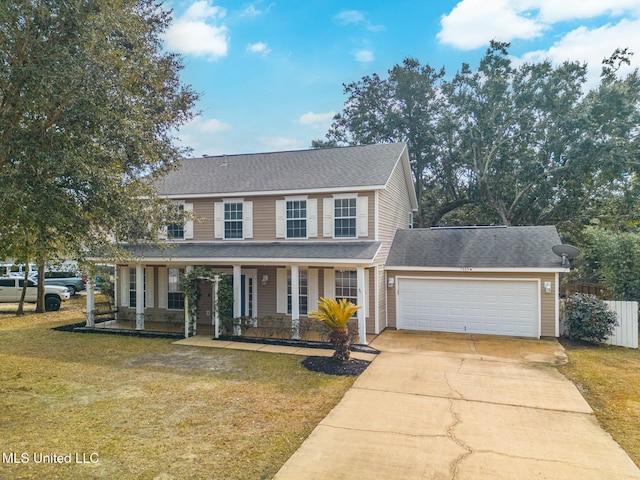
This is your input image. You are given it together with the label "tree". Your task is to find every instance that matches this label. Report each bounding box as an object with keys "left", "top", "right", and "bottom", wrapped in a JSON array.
[
  {"left": 309, "top": 297, "right": 360, "bottom": 363},
  {"left": 328, "top": 58, "right": 468, "bottom": 226},
  {"left": 574, "top": 227, "right": 640, "bottom": 301},
  {"left": 0, "top": 1, "right": 198, "bottom": 312},
  {"left": 325, "top": 42, "right": 640, "bottom": 228}
]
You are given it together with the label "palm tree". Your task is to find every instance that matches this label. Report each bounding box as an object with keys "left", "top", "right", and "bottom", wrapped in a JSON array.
[{"left": 309, "top": 297, "right": 360, "bottom": 363}]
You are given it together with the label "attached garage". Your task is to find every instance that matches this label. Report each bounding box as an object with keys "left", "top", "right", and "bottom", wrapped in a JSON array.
[
  {"left": 385, "top": 226, "right": 570, "bottom": 338},
  {"left": 397, "top": 277, "right": 539, "bottom": 337}
]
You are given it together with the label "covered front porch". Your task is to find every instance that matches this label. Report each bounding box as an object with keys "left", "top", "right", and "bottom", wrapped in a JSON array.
[{"left": 85, "top": 242, "right": 382, "bottom": 344}]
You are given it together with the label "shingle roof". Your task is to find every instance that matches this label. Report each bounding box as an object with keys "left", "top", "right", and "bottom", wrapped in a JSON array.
[
  {"left": 124, "top": 241, "right": 381, "bottom": 264},
  {"left": 386, "top": 226, "right": 566, "bottom": 270},
  {"left": 154, "top": 143, "right": 408, "bottom": 196}
]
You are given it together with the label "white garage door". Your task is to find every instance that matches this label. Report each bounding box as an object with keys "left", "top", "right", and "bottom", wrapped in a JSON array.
[{"left": 397, "top": 278, "right": 539, "bottom": 338}]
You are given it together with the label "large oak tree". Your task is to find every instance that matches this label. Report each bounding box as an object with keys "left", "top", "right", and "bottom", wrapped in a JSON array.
[
  {"left": 326, "top": 42, "right": 640, "bottom": 229},
  {"left": 0, "top": 0, "right": 198, "bottom": 311}
]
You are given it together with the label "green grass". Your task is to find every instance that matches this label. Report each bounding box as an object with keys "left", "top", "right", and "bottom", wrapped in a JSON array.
[
  {"left": 559, "top": 339, "right": 640, "bottom": 467},
  {"left": 0, "top": 298, "right": 356, "bottom": 479}
]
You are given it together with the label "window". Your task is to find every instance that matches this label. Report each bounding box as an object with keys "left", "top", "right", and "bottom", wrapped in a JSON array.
[
  {"left": 335, "top": 270, "right": 357, "bottom": 306},
  {"left": 334, "top": 197, "right": 357, "bottom": 238},
  {"left": 129, "top": 268, "right": 137, "bottom": 308},
  {"left": 286, "top": 200, "right": 307, "bottom": 238},
  {"left": 168, "top": 268, "right": 185, "bottom": 310},
  {"left": 224, "top": 202, "right": 243, "bottom": 239},
  {"left": 287, "top": 271, "right": 308, "bottom": 315},
  {"left": 129, "top": 268, "right": 145, "bottom": 308},
  {"left": 167, "top": 204, "right": 185, "bottom": 240}
]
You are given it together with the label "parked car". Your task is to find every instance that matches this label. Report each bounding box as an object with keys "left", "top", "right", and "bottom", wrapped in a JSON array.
[
  {"left": 0, "top": 277, "right": 70, "bottom": 311},
  {"left": 31, "top": 272, "right": 86, "bottom": 296}
]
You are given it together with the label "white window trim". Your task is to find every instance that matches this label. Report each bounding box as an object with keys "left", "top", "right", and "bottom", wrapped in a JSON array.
[
  {"left": 284, "top": 195, "right": 310, "bottom": 240},
  {"left": 332, "top": 193, "right": 358, "bottom": 239},
  {"left": 276, "top": 267, "right": 318, "bottom": 316},
  {"left": 215, "top": 199, "right": 252, "bottom": 240},
  {"left": 324, "top": 194, "right": 368, "bottom": 239}
]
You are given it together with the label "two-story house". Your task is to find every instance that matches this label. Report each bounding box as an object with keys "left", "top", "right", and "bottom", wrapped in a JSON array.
[
  {"left": 85, "top": 142, "right": 568, "bottom": 342},
  {"left": 88, "top": 143, "right": 417, "bottom": 344}
]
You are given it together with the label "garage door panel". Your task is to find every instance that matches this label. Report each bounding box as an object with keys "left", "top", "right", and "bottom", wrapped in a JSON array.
[{"left": 398, "top": 278, "right": 539, "bottom": 338}]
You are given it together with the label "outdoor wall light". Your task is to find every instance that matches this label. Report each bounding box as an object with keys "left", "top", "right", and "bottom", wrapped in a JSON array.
[
  {"left": 388, "top": 277, "right": 395, "bottom": 288},
  {"left": 261, "top": 275, "right": 269, "bottom": 286},
  {"left": 544, "top": 281, "right": 552, "bottom": 293}
]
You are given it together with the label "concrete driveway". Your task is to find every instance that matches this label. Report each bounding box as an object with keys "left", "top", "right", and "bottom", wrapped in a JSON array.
[{"left": 275, "top": 330, "right": 640, "bottom": 479}]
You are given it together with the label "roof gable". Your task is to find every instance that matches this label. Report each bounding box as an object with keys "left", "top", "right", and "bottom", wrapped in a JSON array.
[
  {"left": 387, "top": 226, "right": 566, "bottom": 270},
  {"left": 155, "top": 143, "right": 409, "bottom": 197}
]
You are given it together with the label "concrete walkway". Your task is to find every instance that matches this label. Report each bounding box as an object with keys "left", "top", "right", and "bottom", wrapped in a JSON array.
[{"left": 274, "top": 330, "right": 640, "bottom": 480}]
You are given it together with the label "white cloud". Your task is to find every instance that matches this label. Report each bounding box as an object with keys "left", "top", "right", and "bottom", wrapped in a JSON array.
[
  {"left": 438, "top": 0, "right": 640, "bottom": 50},
  {"left": 353, "top": 49, "right": 375, "bottom": 63},
  {"left": 299, "top": 111, "right": 336, "bottom": 128},
  {"left": 527, "top": 0, "right": 640, "bottom": 22},
  {"left": 165, "top": 1, "right": 229, "bottom": 60},
  {"left": 334, "top": 9, "right": 385, "bottom": 32},
  {"left": 241, "top": 2, "right": 275, "bottom": 17},
  {"left": 519, "top": 18, "right": 640, "bottom": 87},
  {"left": 334, "top": 10, "right": 367, "bottom": 25},
  {"left": 247, "top": 42, "right": 271, "bottom": 55},
  {"left": 438, "top": 0, "right": 545, "bottom": 49}
]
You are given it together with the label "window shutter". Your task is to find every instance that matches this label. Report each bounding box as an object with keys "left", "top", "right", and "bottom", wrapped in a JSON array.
[
  {"left": 308, "top": 268, "right": 319, "bottom": 313},
  {"left": 120, "top": 266, "right": 129, "bottom": 308},
  {"left": 323, "top": 198, "right": 333, "bottom": 238},
  {"left": 323, "top": 268, "right": 335, "bottom": 299},
  {"left": 275, "top": 200, "right": 285, "bottom": 238},
  {"left": 276, "top": 268, "right": 287, "bottom": 313},
  {"left": 214, "top": 202, "right": 223, "bottom": 239},
  {"left": 157, "top": 267, "right": 168, "bottom": 309},
  {"left": 244, "top": 201, "right": 253, "bottom": 239},
  {"left": 307, "top": 198, "right": 318, "bottom": 238},
  {"left": 145, "top": 267, "right": 155, "bottom": 308},
  {"left": 184, "top": 203, "right": 194, "bottom": 239},
  {"left": 357, "top": 196, "right": 368, "bottom": 238}
]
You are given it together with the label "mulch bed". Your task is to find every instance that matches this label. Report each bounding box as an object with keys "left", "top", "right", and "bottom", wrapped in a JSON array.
[{"left": 301, "top": 356, "right": 371, "bottom": 376}]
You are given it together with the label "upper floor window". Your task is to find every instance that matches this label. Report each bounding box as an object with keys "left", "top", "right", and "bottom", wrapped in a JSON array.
[
  {"left": 215, "top": 200, "right": 253, "bottom": 240},
  {"left": 224, "top": 202, "right": 243, "bottom": 239},
  {"left": 286, "top": 200, "right": 307, "bottom": 238},
  {"left": 167, "top": 205, "right": 185, "bottom": 240},
  {"left": 334, "top": 197, "right": 357, "bottom": 238}
]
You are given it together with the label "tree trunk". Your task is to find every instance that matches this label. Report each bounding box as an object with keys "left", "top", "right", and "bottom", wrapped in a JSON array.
[
  {"left": 17, "top": 263, "right": 30, "bottom": 316},
  {"left": 329, "top": 329, "right": 351, "bottom": 363},
  {"left": 35, "top": 258, "right": 46, "bottom": 313}
]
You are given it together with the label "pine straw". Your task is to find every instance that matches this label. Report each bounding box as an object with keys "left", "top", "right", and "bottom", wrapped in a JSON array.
[
  {"left": 0, "top": 298, "right": 356, "bottom": 479},
  {"left": 558, "top": 339, "right": 640, "bottom": 467}
]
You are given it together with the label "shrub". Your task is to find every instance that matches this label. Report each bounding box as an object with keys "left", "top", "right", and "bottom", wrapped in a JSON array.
[{"left": 564, "top": 293, "right": 618, "bottom": 343}]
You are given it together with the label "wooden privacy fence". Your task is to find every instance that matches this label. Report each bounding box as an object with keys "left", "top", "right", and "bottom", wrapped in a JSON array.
[
  {"left": 560, "top": 299, "right": 638, "bottom": 348},
  {"left": 603, "top": 301, "right": 638, "bottom": 349}
]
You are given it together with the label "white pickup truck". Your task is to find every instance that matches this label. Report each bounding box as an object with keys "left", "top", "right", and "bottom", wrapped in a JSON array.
[{"left": 0, "top": 277, "right": 71, "bottom": 311}]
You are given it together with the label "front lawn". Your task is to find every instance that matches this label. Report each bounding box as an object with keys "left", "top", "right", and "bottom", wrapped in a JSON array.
[
  {"left": 0, "top": 299, "right": 357, "bottom": 479},
  {"left": 558, "top": 339, "right": 640, "bottom": 467}
]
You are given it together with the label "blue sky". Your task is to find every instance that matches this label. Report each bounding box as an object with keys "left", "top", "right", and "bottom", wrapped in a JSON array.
[{"left": 163, "top": 0, "right": 640, "bottom": 156}]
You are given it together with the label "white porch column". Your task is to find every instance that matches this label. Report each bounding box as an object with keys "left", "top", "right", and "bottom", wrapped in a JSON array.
[
  {"left": 184, "top": 265, "right": 194, "bottom": 338},
  {"left": 113, "top": 268, "right": 119, "bottom": 320},
  {"left": 357, "top": 266, "right": 367, "bottom": 345},
  {"left": 213, "top": 275, "right": 221, "bottom": 339},
  {"left": 291, "top": 265, "right": 300, "bottom": 339},
  {"left": 233, "top": 265, "right": 242, "bottom": 335},
  {"left": 135, "top": 263, "right": 144, "bottom": 330},
  {"left": 85, "top": 278, "right": 95, "bottom": 327}
]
